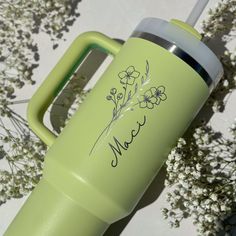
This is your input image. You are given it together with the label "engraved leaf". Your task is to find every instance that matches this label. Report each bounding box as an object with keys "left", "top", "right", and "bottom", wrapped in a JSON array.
[
  {"left": 141, "top": 75, "right": 145, "bottom": 85},
  {"left": 127, "top": 90, "right": 132, "bottom": 101},
  {"left": 112, "top": 107, "right": 116, "bottom": 117},
  {"left": 134, "top": 83, "right": 138, "bottom": 93},
  {"left": 145, "top": 60, "right": 149, "bottom": 76}
]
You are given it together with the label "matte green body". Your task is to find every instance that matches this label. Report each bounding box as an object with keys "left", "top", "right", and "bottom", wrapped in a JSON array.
[{"left": 5, "top": 32, "right": 209, "bottom": 236}]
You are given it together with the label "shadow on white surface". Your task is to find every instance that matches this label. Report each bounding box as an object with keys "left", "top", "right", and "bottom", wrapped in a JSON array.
[{"left": 104, "top": 166, "right": 166, "bottom": 236}]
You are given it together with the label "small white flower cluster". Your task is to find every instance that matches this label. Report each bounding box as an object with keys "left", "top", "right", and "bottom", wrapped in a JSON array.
[
  {"left": 163, "top": 124, "right": 236, "bottom": 235},
  {"left": 0, "top": 0, "right": 81, "bottom": 109},
  {"left": 0, "top": 0, "right": 81, "bottom": 204},
  {"left": 202, "top": 0, "right": 236, "bottom": 115},
  {"left": 0, "top": 3, "right": 235, "bottom": 236},
  {"left": 0, "top": 82, "right": 90, "bottom": 204},
  {"left": 0, "top": 127, "right": 47, "bottom": 205},
  {"left": 202, "top": 0, "right": 236, "bottom": 39},
  {"left": 159, "top": 8, "right": 236, "bottom": 235},
  {"left": 208, "top": 49, "right": 236, "bottom": 114},
  {"left": 228, "top": 118, "right": 236, "bottom": 137}
]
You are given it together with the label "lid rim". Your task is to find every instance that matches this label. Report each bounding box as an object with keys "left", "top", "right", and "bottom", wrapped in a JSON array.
[
  {"left": 131, "top": 18, "right": 223, "bottom": 90},
  {"left": 131, "top": 31, "right": 214, "bottom": 92}
]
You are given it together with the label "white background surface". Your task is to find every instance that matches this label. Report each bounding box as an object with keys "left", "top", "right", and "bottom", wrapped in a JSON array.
[{"left": 1, "top": 0, "right": 235, "bottom": 235}]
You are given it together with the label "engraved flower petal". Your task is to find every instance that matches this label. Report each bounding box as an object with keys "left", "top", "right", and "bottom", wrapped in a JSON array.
[
  {"left": 144, "top": 90, "right": 153, "bottom": 98},
  {"left": 152, "top": 86, "right": 167, "bottom": 101},
  {"left": 130, "top": 70, "right": 140, "bottom": 78},
  {"left": 118, "top": 71, "right": 127, "bottom": 79},
  {"left": 138, "top": 94, "right": 155, "bottom": 109},
  {"left": 155, "top": 97, "right": 161, "bottom": 105},
  {"left": 150, "top": 87, "right": 157, "bottom": 96},
  {"left": 126, "top": 77, "right": 136, "bottom": 85},
  {"left": 139, "top": 100, "right": 147, "bottom": 108},
  {"left": 159, "top": 93, "right": 167, "bottom": 101},
  {"left": 126, "top": 66, "right": 135, "bottom": 75},
  {"left": 149, "top": 96, "right": 157, "bottom": 104},
  {"left": 118, "top": 66, "right": 140, "bottom": 85},
  {"left": 147, "top": 102, "right": 154, "bottom": 109},
  {"left": 120, "top": 76, "right": 136, "bottom": 85},
  {"left": 157, "top": 86, "right": 165, "bottom": 94},
  {"left": 120, "top": 77, "right": 128, "bottom": 85}
]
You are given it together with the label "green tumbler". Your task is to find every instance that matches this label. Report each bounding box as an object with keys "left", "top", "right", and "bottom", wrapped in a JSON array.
[{"left": 4, "top": 18, "right": 223, "bottom": 236}]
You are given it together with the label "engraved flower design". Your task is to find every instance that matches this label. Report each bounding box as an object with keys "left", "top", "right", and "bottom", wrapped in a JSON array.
[
  {"left": 90, "top": 60, "right": 168, "bottom": 157},
  {"left": 118, "top": 66, "right": 140, "bottom": 85},
  {"left": 150, "top": 86, "right": 167, "bottom": 103},
  {"left": 139, "top": 90, "right": 157, "bottom": 109},
  {"left": 139, "top": 86, "right": 167, "bottom": 109}
]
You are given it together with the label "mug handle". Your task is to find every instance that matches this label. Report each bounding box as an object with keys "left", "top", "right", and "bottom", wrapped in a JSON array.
[{"left": 27, "top": 32, "right": 122, "bottom": 147}]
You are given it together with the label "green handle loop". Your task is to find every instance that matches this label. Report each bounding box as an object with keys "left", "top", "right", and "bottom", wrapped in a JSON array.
[{"left": 27, "top": 31, "right": 122, "bottom": 147}]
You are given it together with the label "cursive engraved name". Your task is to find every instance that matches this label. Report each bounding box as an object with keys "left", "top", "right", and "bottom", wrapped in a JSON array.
[{"left": 108, "top": 115, "right": 147, "bottom": 167}]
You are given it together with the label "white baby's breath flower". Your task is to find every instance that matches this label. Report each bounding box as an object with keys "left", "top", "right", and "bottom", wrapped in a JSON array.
[
  {"left": 205, "top": 214, "right": 214, "bottom": 222},
  {"left": 0, "top": 0, "right": 83, "bottom": 206},
  {"left": 195, "top": 163, "right": 202, "bottom": 171},
  {"left": 212, "top": 101, "right": 221, "bottom": 112},
  {"left": 178, "top": 173, "right": 185, "bottom": 180},
  {"left": 210, "top": 161, "right": 218, "bottom": 168},
  {"left": 210, "top": 193, "right": 218, "bottom": 201},
  {"left": 223, "top": 80, "right": 229, "bottom": 87},
  {"left": 211, "top": 204, "right": 220, "bottom": 213},
  {"left": 184, "top": 167, "right": 191, "bottom": 175}
]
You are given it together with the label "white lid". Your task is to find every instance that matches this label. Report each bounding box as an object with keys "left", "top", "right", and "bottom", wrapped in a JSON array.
[{"left": 132, "top": 18, "right": 223, "bottom": 92}]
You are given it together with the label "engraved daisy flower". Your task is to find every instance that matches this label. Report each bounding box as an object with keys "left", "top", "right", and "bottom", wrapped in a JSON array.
[
  {"left": 118, "top": 66, "right": 140, "bottom": 85},
  {"left": 150, "top": 86, "right": 167, "bottom": 105},
  {"left": 138, "top": 89, "right": 158, "bottom": 109},
  {"left": 138, "top": 86, "right": 167, "bottom": 109}
]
